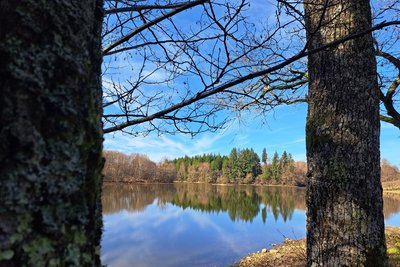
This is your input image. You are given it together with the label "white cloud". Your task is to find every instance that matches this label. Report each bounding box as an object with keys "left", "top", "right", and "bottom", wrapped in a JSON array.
[
  {"left": 104, "top": 131, "right": 227, "bottom": 162},
  {"left": 266, "top": 138, "right": 305, "bottom": 152}
]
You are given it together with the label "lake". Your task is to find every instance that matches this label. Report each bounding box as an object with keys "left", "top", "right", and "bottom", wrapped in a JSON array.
[{"left": 101, "top": 183, "right": 400, "bottom": 267}]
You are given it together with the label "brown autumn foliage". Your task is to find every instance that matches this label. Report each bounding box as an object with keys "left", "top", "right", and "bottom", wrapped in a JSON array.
[
  {"left": 292, "top": 161, "right": 307, "bottom": 186},
  {"left": 381, "top": 159, "right": 400, "bottom": 183},
  {"left": 103, "top": 151, "right": 399, "bottom": 187},
  {"left": 185, "top": 162, "right": 218, "bottom": 183},
  {"left": 103, "top": 150, "right": 176, "bottom": 183},
  {"left": 381, "top": 160, "right": 400, "bottom": 191}
]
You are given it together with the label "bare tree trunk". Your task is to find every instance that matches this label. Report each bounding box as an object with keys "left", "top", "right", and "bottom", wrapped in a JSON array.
[
  {"left": 0, "top": 1, "right": 104, "bottom": 266},
  {"left": 304, "top": 0, "right": 387, "bottom": 265}
]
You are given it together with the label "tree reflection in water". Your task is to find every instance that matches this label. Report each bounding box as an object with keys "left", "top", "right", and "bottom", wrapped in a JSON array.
[
  {"left": 384, "top": 193, "right": 400, "bottom": 220},
  {"left": 102, "top": 183, "right": 306, "bottom": 222},
  {"left": 103, "top": 183, "right": 400, "bottom": 222}
]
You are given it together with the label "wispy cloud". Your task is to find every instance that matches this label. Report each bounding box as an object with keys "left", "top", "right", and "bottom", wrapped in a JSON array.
[
  {"left": 104, "top": 131, "right": 226, "bottom": 162},
  {"left": 266, "top": 138, "right": 305, "bottom": 151}
]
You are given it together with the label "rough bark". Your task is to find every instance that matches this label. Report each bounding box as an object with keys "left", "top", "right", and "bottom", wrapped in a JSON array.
[
  {"left": 0, "top": 1, "right": 104, "bottom": 266},
  {"left": 304, "top": 0, "right": 387, "bottom": 266}
]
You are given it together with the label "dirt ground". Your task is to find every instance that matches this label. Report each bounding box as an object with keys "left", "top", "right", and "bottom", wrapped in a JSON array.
[{"left": 235, "top": 226, "right": 400, "bottom": 267}]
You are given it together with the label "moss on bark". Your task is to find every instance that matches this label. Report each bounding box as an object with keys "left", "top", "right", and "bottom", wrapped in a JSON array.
[
  {"left": 304, "top": 0, "right": 387, "bottom": 265},
  {"left": 0, "top": 1, "right": 104, "bottom": 266}
]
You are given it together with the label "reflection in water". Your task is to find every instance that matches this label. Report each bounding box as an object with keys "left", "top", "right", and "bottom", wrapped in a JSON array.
[
  {"left": 102, "top": 183, "right": 306, "bottom": 223},
  {"left": 102, "top": 183, "right": 176, "bottom": 213},
  {"left": 101, "top": 183, "right": 400, "bottom": 267},
  {"left": 384, "top": 193, "right": 400, "bottom": 220},
  {"left": 171, "top": 184, "right": 304, "bottom": 223}
]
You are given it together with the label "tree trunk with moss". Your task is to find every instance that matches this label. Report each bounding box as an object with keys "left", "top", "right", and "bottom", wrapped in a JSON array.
[
  {"left": 305, "top": 0, "right": 387, "bottom": 265},
  {"left": 0, "top": 1, "right": 104, "bottom": 266}
]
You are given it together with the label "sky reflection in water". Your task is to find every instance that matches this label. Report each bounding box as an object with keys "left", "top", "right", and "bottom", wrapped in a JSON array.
[{"left": 101, "top": 184, "right": 400, "bottom": 267}]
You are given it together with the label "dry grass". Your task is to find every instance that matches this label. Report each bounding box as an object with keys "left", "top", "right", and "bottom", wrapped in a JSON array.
[
  {"left": 235, "top": 227, "right": 400, "bottom": 267},
  {"left": 234, "top": 239, "right": 306, "bottom": 267},
  {"left": 386, "top": 227, "right": 400, "bottom": 266},
  {"left": 383, "top": 180, "right": 400, "bottom": 193}
]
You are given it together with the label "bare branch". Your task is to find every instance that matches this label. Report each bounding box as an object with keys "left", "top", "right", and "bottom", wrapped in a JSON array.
[
  {"left": 105, "top": 2, "right": 192, "bottom": 14},
  {"left": 103, "top": 19, "right": 400, "bottom": 133},
  {"left": 103, "top": 0, "right": 208, "bottom": 54}
]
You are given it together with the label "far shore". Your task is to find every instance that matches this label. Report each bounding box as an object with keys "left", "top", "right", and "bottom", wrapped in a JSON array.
[
  {"left": 103, "top": 180, "right": 400, "bottom": 192},
  {"left": 384, "top": 190, "right": 400, "bottom": 195},
  {"left": 103, "top": 180, "right": 306, "bottom": 188}
]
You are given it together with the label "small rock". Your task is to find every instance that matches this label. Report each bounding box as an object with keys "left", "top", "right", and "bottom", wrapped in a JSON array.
[{"left": 261, "top": 248, "right": 267, "bottom": 253}]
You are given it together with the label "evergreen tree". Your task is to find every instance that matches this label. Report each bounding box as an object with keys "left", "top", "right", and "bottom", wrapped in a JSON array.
[
  {"left": 261, "top": 165, "right": 271, "bottom": 181},
  {"left": 261, "top": 148, "right": 268, "bottom": 165},
  {"left": 211, "top": 155, "right": 223, "bottom": 171},
  {"left": 270, "top": 151, "right": 280, "bottom": 181},
  {"left": 229, "top": 148, "right": 238, "bottom": 162},
  {"left": 280, "top": 151, "right": 289, "bottom": 171},
  {"left": 288, "top": 153, "right": 295, "bottom": 173},
  {"left": 261, "top": 207, "right": 267, "bottom": 224},
  {"left": 229, "top": 148, "right": 239, "bottom": 182},
  {"left": 250, "top": 148, "right": 262, "bottom": 177},
  {"left": 222, "top": 158, "right": 231, "bottom": 181}
]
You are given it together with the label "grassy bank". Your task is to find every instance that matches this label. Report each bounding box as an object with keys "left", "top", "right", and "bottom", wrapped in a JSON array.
[
  {"left": 235, "top": 227, "right": 400, "bottom": 267},
  {"left": 383, "top": 180, "right": 400, "bottom": 194}
]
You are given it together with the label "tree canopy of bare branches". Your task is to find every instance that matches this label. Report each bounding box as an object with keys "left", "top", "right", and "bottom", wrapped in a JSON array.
[{"left": 101, "top": 0, "right": 400, "bottom": 137}]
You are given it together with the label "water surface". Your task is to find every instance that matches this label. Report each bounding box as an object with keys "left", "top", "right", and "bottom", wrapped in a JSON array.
[{"left": 101, "top": 183, "right": 400, "bottom": 267}]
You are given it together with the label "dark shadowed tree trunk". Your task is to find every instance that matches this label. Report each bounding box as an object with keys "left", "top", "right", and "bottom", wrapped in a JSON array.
[
  {"left": 0, "top": 1, "right": 104, "bottom": 266},
  {"left": 305, "top": 0, "right": 387, "bottom": 265}
]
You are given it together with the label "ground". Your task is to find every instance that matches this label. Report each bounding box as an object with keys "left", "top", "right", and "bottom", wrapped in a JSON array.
[
  {"left": 235, "top": 227, "right": 400, "bottom": 267},
  {"left": 383, "top": 181, "right": 400, "bottom": 194}
]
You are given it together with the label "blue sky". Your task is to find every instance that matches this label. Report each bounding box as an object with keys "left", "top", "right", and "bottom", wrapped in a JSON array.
[
  {"left": 104, "top": 102, "right": 400, "bottom": 166},
  {"left": 102, "top": 0, "right": 400, "bottom": 166}
]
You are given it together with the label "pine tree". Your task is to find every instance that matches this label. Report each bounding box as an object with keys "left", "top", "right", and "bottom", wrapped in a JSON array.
[
  {"left": 229, "top": 148, "right": 239, "bottom": 182},
  {"left": 288, "top": 153, "right": 295, "bottom": 173},
  {"left": 280, "top": 151, "right": 289, "bottom": 169},
  {"left": 222, "top": 158, "right": 231, "bottom": 181},
  {"left": 270, "top": 151, "right": 280, "bottom": 181},
  {"left": 261, "top": 148, "right": 267, "bottom": 165}
]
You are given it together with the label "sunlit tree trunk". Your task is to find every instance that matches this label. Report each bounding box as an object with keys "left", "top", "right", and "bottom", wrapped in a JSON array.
[
  {"left": 0, "top": 1, "right": 104, "bottom": 266},
  {"left": 304, "top": 0, "right": 387, "bottom": 265}
]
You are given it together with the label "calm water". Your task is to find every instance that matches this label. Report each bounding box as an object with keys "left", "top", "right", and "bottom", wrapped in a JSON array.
[{"left": 101, "top": 183, "right": 400, "bottom": 267}]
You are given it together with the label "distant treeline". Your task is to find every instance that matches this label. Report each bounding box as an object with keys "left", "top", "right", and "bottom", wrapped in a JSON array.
[
  {"left": 172, "top": 148, "right": 306, "bottom": 186},
  {"left": 103, "top": 148, "right": 307, "bottom": 185},
  {"left": 381, "top": 159, "right": 400, "bottom": 183},
  {"left": 102, "top": 149, "right": 400, "bottom": 186},
  {"left": 103, "top": 151, "right": 176, "bottom": 183}
]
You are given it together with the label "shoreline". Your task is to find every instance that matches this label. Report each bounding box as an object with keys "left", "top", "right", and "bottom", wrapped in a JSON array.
[
  {"left": 103, "top": 180, "right": 400, "bottom": 265},
  {"left": 384, "top": 190, "right": 400, "bottom": 195},
  {"left": 103, "top": 180, "right": 400, "bottom": 193},
  {"left": 235, "top": 226, "right": 400, "bottom": 266},
  {"left": 103, "top": 180, "right": 306, "bottom": 188}
]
